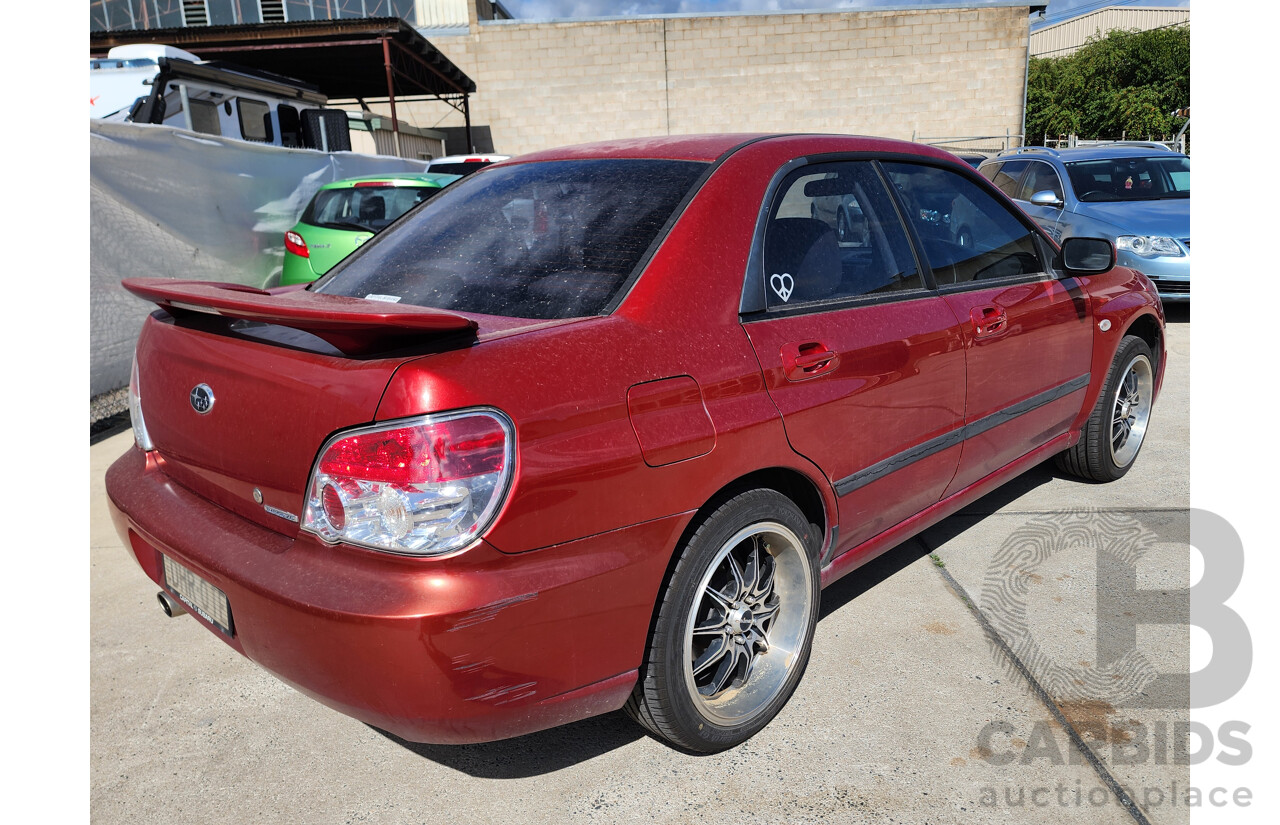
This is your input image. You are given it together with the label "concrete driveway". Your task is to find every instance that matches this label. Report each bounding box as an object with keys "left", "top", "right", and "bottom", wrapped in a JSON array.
[{"left": 91, "top": 310, "right": 1190, "bottom": 824}]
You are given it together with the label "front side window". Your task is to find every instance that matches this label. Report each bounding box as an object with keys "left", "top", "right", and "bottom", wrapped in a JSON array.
[
  {"left": 1018, "top": 161, "right": 1064, "bottom": 202},
  {"left": 882, "top": 162, "right": 1044, "bottom": 287},
  {"left": 762, "top": 161, "right": 922, "bottom": 309},
  {"left": 1064, "top": 156, "right": 1190, "bottom": 202},
  {"left": 315, "top": 159, "right": 708, "bottom": 320}
]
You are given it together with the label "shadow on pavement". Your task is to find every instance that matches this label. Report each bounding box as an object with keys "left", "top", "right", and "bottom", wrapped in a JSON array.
[{"left": 372, "top": 708, "right": 645, "bottom": 778}]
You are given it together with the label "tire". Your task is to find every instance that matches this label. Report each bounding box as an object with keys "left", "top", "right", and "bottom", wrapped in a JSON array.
[
  {"left": 1056, "top": 334, "right": 1155, "bottom": 482},
  {"left": 625, "top": 489, "right": 820, "bottom": 752}
]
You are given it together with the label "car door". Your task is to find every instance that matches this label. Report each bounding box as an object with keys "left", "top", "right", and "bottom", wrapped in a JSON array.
[
  {"left": 742, "top": 160, "right": 967, "bottom": 551},
  {"left": 881, "top": 161, "right": 1093, "bottom": 496}
]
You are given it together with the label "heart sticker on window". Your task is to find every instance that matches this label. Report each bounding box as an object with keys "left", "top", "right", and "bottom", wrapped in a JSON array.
[{"left": 770, "top": 272, "right": 794, "bottom": 303}]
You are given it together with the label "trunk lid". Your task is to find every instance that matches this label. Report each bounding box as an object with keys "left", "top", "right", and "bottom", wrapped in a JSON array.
[{"left": 125, "top": 278, "right": 553, "bottom": 536}]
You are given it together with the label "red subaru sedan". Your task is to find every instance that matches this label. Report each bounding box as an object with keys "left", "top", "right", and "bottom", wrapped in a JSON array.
[{"left": 107, "top": 134, "right": 1165, "bottom": 753}]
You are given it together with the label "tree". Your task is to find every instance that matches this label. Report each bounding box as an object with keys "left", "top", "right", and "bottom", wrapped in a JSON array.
[{"left": 1026, "top": 25, "right": 1190, "bottom": 144}]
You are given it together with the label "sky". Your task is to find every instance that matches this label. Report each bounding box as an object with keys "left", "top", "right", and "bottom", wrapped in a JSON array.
[{"left": 502, "top": 0, "right": 1191, "bottom": 28}]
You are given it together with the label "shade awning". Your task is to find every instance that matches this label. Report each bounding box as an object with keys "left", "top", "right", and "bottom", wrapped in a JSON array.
[{"left": 89, "top": 17, "right": 475, "bottom": 102}]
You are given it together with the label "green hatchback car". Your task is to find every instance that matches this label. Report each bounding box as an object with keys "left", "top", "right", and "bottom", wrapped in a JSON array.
[{"left": 281, "top": 173, "right": 461, "bottom": 284}]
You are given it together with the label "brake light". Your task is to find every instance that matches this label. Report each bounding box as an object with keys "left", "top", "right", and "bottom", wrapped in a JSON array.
[
  {"left": 302, "top": 410, "right": 514, "bottom": 556},
  {"left": 285, "top": 230, "right": 309, "bottom": 258},
  {"left": 129, "top": 350, "right": 154, "bottom": 452}
]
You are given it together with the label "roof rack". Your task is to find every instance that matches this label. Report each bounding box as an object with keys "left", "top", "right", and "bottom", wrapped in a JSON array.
[
  {"left": 1098, "top": 141, "right": 1175, "bottom": 151},
  {"left": 996, "top": 146, "right": 1059, "bottom": 158}
]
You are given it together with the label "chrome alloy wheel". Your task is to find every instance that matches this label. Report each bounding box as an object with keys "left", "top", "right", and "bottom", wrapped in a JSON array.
[
  {"left": 1109, "top": 353, "right": 1153, "bottom": 468},
  {"left": 682, "top": 522, "right": 814, "bottom": 726}
]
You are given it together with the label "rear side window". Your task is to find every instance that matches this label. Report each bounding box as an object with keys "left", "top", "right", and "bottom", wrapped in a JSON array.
[
  {"left": 989, "top": 159, "right": 1028, "bottom": 198},
  {"left": 763, "top": 161, "right": 922, "bottom": 308},
  {"left": 881, "top": 162, "right": 1044, "bottom": 287},
  {"left": 315, "top": 159, "right": 708, "bottom": 319},
  {"left": 237, "top": 97, "right": 272, "bottom": 142}
]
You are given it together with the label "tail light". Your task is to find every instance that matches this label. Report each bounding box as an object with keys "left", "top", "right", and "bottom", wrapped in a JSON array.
[
  {"left": 129, "top": 350, "right": 154, "bottom": 452},
  {"left": 301, "top": 409, "right": 514, "bottom": 557},
  {"left": 284, "top": 230, "right": 309, "bottom": 258}
]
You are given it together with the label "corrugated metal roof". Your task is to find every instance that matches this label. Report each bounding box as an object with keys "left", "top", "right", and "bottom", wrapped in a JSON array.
[
  {"left": 88, "top": 17, "right": 476, "bottom": 98},
  {"left": 1030, "top": 6, "right": 1189, "bottom": 58}
]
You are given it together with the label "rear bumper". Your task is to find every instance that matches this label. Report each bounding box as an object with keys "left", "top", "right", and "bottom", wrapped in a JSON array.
[{"left": 105, "top": 446, "right": 687, "bottom": 744}]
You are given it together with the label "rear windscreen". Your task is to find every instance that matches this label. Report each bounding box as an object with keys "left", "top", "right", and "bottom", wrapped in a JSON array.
[
  {"left": 428, "top": 162, "right": 491, "bottom": 176},
  {"left": 302, "top": 186, "right": 442, "bottom": 233},
  {"left": 313, "top": 159, "right": 709, "bottom": 319}
]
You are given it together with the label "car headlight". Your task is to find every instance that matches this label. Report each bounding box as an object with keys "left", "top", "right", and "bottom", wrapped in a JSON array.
[{"left": 1116, "top": 235, "right": 1185, "bottom": 258}]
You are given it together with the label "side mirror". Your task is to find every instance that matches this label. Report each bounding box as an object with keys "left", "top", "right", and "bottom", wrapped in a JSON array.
[
  {"left": 1029, "top": 190, "right": 1064, "bottom": 208},
  {"left": 1059, "top": 237, "right": 1115, "bottom": 276}
]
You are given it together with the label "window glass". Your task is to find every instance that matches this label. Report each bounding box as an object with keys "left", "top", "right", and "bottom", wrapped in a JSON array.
[
  {"left": 1018, "top": 161, "right": 1063, "bottom": 201},
  {"left": 237, "top": 97, "right": 272, "bottom": 142},
  {"left": 303, "top": 186, "right": 446, "bottom": 232},
  {"left": 978, "top": 162, "right": 1001, "bottom": 182},
  {"left": 315, "top": 159, "right": 708, "bottom": 320},
  {"left": 881, "top": 162, "right": 1044, "bottom": 287},
  {"left": 189, "top": 98, "right": 221, "bottom": 136},
  {"left": 989, "top": 159, "right": 1028, "bottom": 198},
  {"left": 763, "top": 162, "right": 922, "bottom": 309},
  {"left": 1063, "top": 156, "right": 1190, "bottom": 202}
]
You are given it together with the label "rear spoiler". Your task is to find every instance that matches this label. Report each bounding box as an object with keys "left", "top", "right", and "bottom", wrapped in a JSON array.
[{"left": 122, "top": 279, "right": 477, "bottom": 356}]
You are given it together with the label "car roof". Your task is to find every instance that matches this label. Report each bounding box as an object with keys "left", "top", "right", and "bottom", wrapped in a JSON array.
[
  {"left": 318, "top": 172, "right": 460, "bottom": 190},
  {"left": 507, "top": 133, "right": 966, "bottom": 165}
]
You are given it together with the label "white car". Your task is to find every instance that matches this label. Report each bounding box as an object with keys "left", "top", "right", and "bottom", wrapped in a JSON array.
[{"left": 426, "top": 154, "right": 510, "bottom": 177}]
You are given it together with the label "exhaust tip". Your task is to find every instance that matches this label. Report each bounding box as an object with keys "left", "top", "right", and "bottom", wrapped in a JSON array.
[{"left": 157, "top": 591, "right": 186, "bottom": 618}]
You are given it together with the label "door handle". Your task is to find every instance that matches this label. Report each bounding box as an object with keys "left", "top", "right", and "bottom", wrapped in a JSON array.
[
  {"left": 970, "top": 305, "right": 1009, "bottom": 339},
  {"left": 782, "top": 341, "right": 839, "bottom": 381}
]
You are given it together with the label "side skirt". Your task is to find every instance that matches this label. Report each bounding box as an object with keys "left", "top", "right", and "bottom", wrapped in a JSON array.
[{"left": 819, "top": 431, "right": 1074, "bottom": 589}]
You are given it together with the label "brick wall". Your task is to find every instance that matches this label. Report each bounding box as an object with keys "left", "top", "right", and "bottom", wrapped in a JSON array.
[{"left": 398, "top": 6, "right": 1030, "bottom": 156}]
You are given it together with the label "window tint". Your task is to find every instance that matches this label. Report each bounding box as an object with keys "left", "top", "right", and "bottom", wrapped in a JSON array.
[
  {"left": 978, "top": 162, "right": 1001, "bottom": 182},
  {"left": 315, "top": 159, "right": 708, "bottom": 320},
  {"left": 881, "top": 162, "right": 1045, "bottom": 287},
  {"left": 989, "top": 159, "right": 1028, "bottom": 198},
  {"left": 189, "top": 98, "right": 221, "bottom": 136},
  {"left": 237, "top": 97, "right": 272, "bottom": 142},
  {"left": 303, "top": 186, "right": 444, "bottom": 233},
  {"left": 1063, "top": 156, "right": 1190, "bottom": 202},
  {"left": 763, "top": 162, "right": 922, "bottom": 309},
  {"left": 1018, "top": 161, "right": 1063, "bottom": 201}
]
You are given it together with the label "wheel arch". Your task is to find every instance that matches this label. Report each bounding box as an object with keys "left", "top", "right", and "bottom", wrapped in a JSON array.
[
  {"left": 634, "top": 465, "right": 831, "bottom": 667},
  {"left": 1123, "top": 310, "right": 1164, "bottom": 382}
]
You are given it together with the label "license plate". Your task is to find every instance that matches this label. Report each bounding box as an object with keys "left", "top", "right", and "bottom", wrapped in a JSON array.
[{"left": 162, "top": 555, "right": 234, "bottom": 636}]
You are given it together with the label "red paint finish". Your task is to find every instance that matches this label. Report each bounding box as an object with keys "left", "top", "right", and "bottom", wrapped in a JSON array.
[
  {"left": 107, "top": 133, "right": 1164, "bottom": 745},
  {"left": 626, "top": 376, "right": 717, "bottom": 467},
  {"left": 942, "top": 277, "right": 1094, "bottom": 495},
  {"left": 745, "top": 294, "right": 967, "bottom": 549}
]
